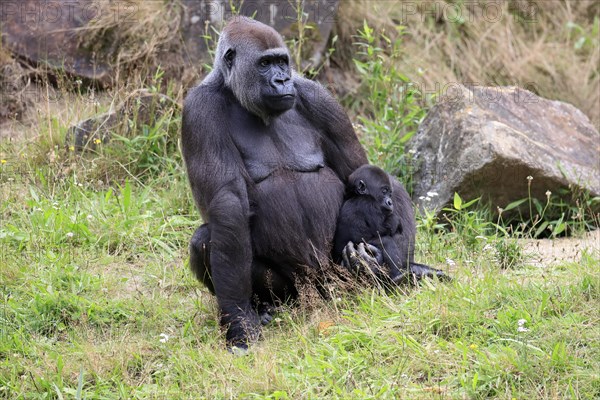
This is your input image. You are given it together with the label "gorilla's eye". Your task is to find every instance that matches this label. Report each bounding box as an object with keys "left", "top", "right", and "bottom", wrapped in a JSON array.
[{"left": 260, "top": 59, "right": 270, "bottom": 67}]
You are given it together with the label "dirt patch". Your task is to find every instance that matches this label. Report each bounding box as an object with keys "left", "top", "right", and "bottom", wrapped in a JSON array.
[{"left": 521, "top": 230, "right": 600, "bottom": 267}]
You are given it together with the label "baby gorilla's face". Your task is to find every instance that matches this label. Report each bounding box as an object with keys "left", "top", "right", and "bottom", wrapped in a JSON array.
[{"left": 350, "top": 165, "right": 394, "bottom": 214}]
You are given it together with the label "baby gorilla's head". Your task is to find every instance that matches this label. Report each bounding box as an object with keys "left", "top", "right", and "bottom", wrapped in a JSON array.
[{"left": 348, "top": 165, "right": 393, "bottom": 214}]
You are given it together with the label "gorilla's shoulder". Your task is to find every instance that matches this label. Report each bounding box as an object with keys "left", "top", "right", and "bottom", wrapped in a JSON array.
[
  {"left": 293, "top": 75, "right": 345, "bottom": 116},
  {"left": 294, "top": 75, "right": 333, "bottom": 101},
  {"left": 184, "top": 72, "right": 228, "bottom": 114}
]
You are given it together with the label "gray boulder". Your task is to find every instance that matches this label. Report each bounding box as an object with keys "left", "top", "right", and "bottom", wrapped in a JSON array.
[
  {"left": 180, "top": 0, "right": 339, "bottom": 69},
  {"left": 411, "top": 85, "right": 600, "bottom": 213},
  {"left": 1, "top": 0, "right": 339, "bottom": 86},
  {"left": 1, "top": 0, "right": 112, "bottom": 86}
]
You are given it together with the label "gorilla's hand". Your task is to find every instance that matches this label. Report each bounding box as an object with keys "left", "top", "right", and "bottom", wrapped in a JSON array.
[{"left": 341, "top": 242, "right": 383, "bottom": 276}]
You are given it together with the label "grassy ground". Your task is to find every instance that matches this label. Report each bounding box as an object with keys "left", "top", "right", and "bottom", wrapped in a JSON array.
[{"left": 1, "top": 127, "right": 599, "bottom": 399}]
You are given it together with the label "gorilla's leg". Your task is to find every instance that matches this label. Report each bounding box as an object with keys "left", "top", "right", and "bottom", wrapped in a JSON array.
[
  {"left": 191, "top": 225, "right": 298, "bottom": 325},
  {"left": 342, "top": 239, "right": 451, "bottom": 285},
  {"left": 251, "top": 260, "right": 298, "bottom": 325},
  {"left": 189, "top": 224, "right": 215, "bottom": 294},
  {"left": 407, "top": 262, "right": 451, "bottom": 282}
]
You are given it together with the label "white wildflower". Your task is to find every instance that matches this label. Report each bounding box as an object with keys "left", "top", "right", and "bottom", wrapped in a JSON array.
[
  {"left": 426, "top": 191, "right": 439, "bottom": 197},
  {"left": 159, "top": 333, "right": 170, "bottom": 343},
  {"left": 517, "top": 319, "right": 530, "bottom": 332},
  {"left": 66, "top": 232, "right": 74, "bottom": 238},
  {"left": 446, "top": 258, "right": 456, "bottom": 267}
]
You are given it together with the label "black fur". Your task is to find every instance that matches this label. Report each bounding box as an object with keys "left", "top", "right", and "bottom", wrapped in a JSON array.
[
  {"left": 333, "top": 165, "right": 398, "bottom": 263},
  {"left": 182, "top": 17, "right": 367, "bottom": 348},
  {"left": 334, "top": 165, "right": 449, "bottom": 284}
]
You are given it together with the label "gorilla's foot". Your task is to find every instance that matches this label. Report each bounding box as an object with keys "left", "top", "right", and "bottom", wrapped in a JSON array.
[
  {"left": 256, "top": 303, "right": 276, "bottom": 326},
  {"left": 223, "top": 309, "right": 261, "bottom": 352},
  {"left": 406, "top": 262, "right": 452, "bottom": 282}
]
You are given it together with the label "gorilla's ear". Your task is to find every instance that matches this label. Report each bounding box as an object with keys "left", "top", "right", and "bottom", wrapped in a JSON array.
[
  {"left": 224, "top": 48, "right": 236, "bottom": 69},
  {"left": 356, "top": 180, "right": 367, "bottom": 195}
]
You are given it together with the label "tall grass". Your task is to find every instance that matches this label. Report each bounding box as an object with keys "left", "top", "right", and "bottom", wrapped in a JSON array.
[{"left": 335, "top": 0, "right": 600, "bottom": 129}]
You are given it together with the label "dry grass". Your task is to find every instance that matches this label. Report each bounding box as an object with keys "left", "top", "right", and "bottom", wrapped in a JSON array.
[
  {"left": 0, "top": 46, "right": 31, "bottom": 125},
  {"left": 334, "top": 0, "right": 600, "bottom": 128},
  {"left": 77, "top": 0, "right": 186, "bottom": 87}
]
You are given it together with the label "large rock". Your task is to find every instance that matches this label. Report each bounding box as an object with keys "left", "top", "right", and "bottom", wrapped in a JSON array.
[
  {"left": 1, "top": 0, "right": 339, "bottom": 86},
  {"left": 411, "top": 85, "right": 600, "bottom": 213},
  {"left": 180, "top": 0, "right": 339, "bottom": 69},
  {"left": 1, "top": 0, "right": 113, "bottom": 86}
]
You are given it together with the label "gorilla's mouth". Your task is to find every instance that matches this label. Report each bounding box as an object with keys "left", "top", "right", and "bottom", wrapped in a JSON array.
[
  {"left": 269, "top": 93, "right": 295, "bottom": 100},
  {"left": 265, "top": 93, "right": 296, "bottom": 112}
]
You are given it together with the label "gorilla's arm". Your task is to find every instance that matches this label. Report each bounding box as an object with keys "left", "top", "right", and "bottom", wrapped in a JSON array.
[
  {"left": 182, "top": 83, "right": 259, "bottom": 345},
  {"left": 295, "top": 77, "right": 368, "bottom": 179}
]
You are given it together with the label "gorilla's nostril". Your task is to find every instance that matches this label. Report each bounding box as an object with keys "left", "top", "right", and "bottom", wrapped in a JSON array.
[{"left": 272, "top": 75, "right": 290, "bottom": 86}]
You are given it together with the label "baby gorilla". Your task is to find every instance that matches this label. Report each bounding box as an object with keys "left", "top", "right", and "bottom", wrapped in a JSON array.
[{"left": 333, "top": 165, "right": 402, "bottom": 281}]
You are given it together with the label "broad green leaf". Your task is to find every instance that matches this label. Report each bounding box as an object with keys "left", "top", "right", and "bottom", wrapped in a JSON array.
[{"left": 454, "top": 192, "right": 463, "bottom": 210}]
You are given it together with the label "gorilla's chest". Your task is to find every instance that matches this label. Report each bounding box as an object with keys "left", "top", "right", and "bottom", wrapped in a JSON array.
[{"left": 230, "top": 111, "right": 325, "bottom": 182}]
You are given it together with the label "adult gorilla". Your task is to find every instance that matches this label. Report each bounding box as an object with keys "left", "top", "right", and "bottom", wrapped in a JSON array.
[{"left": 182, "top": 17, "right": 440, "bottom": 348}]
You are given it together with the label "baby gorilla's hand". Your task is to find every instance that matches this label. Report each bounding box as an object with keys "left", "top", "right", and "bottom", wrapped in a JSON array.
[{"left": 341, "top": 241, "right": 383, "bottom": 277}]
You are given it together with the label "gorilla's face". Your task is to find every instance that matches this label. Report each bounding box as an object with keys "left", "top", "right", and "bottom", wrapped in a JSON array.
[
  {"left": 224, "top": 45, "right": 296, "bottom": 122},
  {"left": 257, "top": 51, "right": 296, "bottom": 113},
  {"left": 350, "top": 166, "right": 394, "bottom": 215}
]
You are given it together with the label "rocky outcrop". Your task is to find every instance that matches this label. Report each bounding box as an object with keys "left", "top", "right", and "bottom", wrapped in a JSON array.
[
  {"left": 181, "top": 0, "right": 338, "bottom": 69},
  {"left": 1, "top": 0, "right": 113, "bottom": 86},
  {"left": 0, "top": 59, "right": 30, "bottom": 124},
  {"left": 1, "top": 0, "right": 339, "bottom": 86},
  {"left": 182, "top": 0, "right": 338, "bottom": 65},
  {"left": 410, "top": 85, "right": 600, "bottom": 214}
]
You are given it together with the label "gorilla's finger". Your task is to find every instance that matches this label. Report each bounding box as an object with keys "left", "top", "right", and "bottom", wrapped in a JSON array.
[
  {"left": 341, "top": 242, "right": 358, "bottom": 271},
  {"left": 363, "top": 243, "right": 383, "bottom": 264},
  {"left": 356, "top": 243, "right": 379, "bottom": 265}
]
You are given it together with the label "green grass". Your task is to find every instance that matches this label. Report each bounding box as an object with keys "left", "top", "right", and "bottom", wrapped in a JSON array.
[
  {"left": 1, "top": 141, "right": 599, "bottom": 399},
  {"left": 1, "top": 18, "right": 598, "bottom": 398}
]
